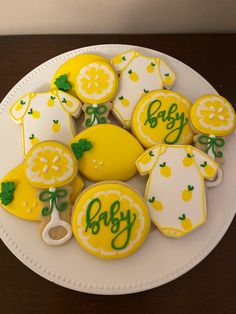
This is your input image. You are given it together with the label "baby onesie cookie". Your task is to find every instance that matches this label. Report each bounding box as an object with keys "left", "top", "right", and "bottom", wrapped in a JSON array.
[
  {"left": 190, "top": 94, "right": 236, "bottom": 161},
  {"left": 70, "top": 124, "right": 144, "bottom": 181},
  {"left": 72, "top": 181, "right": 150, "bottom": 259},
  {"left": 51, "top": 54, "right": 110, "bottom": 97},
  {"left": 24, "top": 141, "right": 78, "bottom": 245},
  {"left": 75, "top": 61, "right": 118, "bottom": 127},
  {"left": 136, "top": 144, "right": 221, "bottom": 238},
  {"left": 10, "top": 90, "right": 82, "bottom": 156},
  {"left": 0, "top": 163, "right": 83, "bottom": 221},
  {"left": 132, "top": 90, "right": 193, "bottom": 148},
  {"left": 111, "top": 50, "right": 176, "bottom": 128}
]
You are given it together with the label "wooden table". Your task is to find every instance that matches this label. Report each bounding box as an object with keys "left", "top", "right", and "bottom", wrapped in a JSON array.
[{"left": 0, "top": 35, "right": 235, "bottom": 314}]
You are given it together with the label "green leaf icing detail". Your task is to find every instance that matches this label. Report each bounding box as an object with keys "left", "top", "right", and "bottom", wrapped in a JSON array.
[
  {"left": 149, "top": 151, "right": 154, "bottom": 157},
  {"left": 29, "top": 134, "right": 34, "bottom": 140},
  {"left": 200, "top": 161, "right": 207, "bottom": 168},
  {"left": 0, "top": 181, "right": 16, "bottom": 206},
  {"left": 160, "top": 162, "right": 166, "bottom": 167},
  {"left": 187, "top": 153, "right": 192, "bottom": 158},
  {"left": 151, "top": 62, "right": 156, "bottom": 67},
  {"left": 28, "top": 108, "right": 33, "bottom": 115},
  {"left": 164, "top": 73, "right": 170, "bottom": 77},
  {"left": 122, "top": 56, "right": 126, "bottom": 61},
  {"left": 178, "top": 214, "right": 186, "bottom": 221},
  {"left": 144, "top": 99, "right": 188, "bottom": 144},
  {"left": 39, "top": 188, "right": 68, "bottom": 216},
  {"left": 148, "top": 197, "right": 155, "bottom": 203},
  {"left": 50, "top": 96, "right": 56, "bottom": 100},
  {"left": 20, "top": 100, "right": 26, "bottom": 105},
  {"left": 144, "top": 89, "right": 149, "bottom": 93},
  {"left": 188, "top": 185, "right": 194, "bottom": 191},
  {"left": 53, "top": 120, "right": 59, "bottom": 124},
  {"left": 128, "top": 70, "right": 132, "bottom": 74},
  {"left": 71, "top": 139, "right": 93, "bottom": 159},
  {"left": 54, "top": 74, "right": 72, "bottom": 91},
  {"left": 85, "top": 198, "right": 137, "bottom": 250}
]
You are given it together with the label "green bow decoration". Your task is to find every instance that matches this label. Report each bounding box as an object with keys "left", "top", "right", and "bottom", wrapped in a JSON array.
[
  {"left": 198, "top": 135, "right": 225, "bottom": 158},
  {"left": 39, "top": 188, "right": 68, "bottom": 216},
  {"left": 85, "top": 105, "right": 107, "bottom": 126}
]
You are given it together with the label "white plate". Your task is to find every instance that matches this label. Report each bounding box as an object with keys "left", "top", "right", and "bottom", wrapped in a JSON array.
[{"left": 0, "top": 44, "right": 235, "bottom": 295}]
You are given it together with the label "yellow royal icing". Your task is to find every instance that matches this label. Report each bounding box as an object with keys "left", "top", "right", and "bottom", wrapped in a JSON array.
[
  {"left": 190, "top": 94, "right": 236, "bottom": 136},
  {"left": 24, "top": 141, "right": 78, "bottom": 189},
  {"left": 75, "top": 61, "right": 118, "bottom": 104},
  {"left": 132, "top": 90, "right": 194, "bottom": 148},
  {"left": 0, "top": 163, "right": 83, "bottom": 221},
  {"left": 72, "top": 182, "right": 150, "bottom": 259},
  {"left": 51, "top": 54, "right": 110, "bottom": 97},
  {"left": 70, "top": 124, "right": 144, "bottom": 181}
]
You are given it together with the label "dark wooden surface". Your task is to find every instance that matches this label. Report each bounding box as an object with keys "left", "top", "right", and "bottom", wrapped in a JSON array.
[{"left": 0, "top": 35, "right": 235, "bottom": 314}]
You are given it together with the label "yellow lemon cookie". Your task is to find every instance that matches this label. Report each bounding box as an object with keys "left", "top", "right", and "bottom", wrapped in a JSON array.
[
  {"left": 0, "top": 164, "right": 83, "bottom": 221},
  {"left": 25, "top": 141, "right": 78, "bottom": 189},
  {"left": 70, "top": 124, "right": 144, "bottom": 181},
  {"left": 75, "top": 61, "right": 118, "bottom": 104},
  {"left": 51, "top": 54, "right": 109, "bottom": 96},
  {"left": 190, "top": 94, "right": 236, "bottom": 136},
  {"left": 72, "top": 181, "right": 150, "bottom": 259},
  {"left": 132, "top": 90, "right": 193, "bottom": 148}
]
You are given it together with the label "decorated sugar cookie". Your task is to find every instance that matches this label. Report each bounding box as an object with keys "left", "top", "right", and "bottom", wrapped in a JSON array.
[
  {"left": 132, "top": 90, "right": 193, "bottom": 148},
  {"left": 51, "top": 54, "right": 110, "bottom": 97},
  {"left": 72, "top": 182, "right": 150, "bottom": 259},
  {"left": 75, "top": 61, "right": 118, "bottom": 127},
  {"left": 0, "top": 163, "right": 83, "bottom": 221},
  {"left": 111, "top": 50, "right": 176, "bottom": 128},
  {"left": 136, "top": 144, "right": 222, "bottom": 238},
  {"left": 9, "top": 90, "right": 82, "bottom": 156},
  {"left": 190, "top": 94, "right": 236, "bottom": 161},
  {"left": 24, "top": 141, "right": 78, "bottom": 245},
  {"left": 70, "top": 124, "right": 144, "bottom": 181}
]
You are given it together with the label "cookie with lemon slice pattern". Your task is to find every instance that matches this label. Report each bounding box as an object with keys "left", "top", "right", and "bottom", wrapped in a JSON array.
[{"left": 72, "top": 181, "right": 150, "bottom": 259}]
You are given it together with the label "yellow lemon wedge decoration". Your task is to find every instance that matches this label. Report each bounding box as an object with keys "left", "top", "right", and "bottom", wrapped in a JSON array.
[
  {"left": 72, "top": 182, "right": 150, "bottom": 259},
  {"left": 29, "top": 134, "right": 39, "bottom": 146},
  {"left": 28, "top": 108, "right": 40, "bottom": 119},
  {"left": 148, "top": 196, "right": 163, "bottom": 211},
  {"left": 128, "top": 69, "right": 139, "bottom": 81},
  {"left": 75, "top": 61, "right": 118, "bottom": 104},
  {"left": 200, "top": 161, "right": 215, "bottom": 177},
  {"left": 146, "top": 62, "right": 156, "bottom": 73},
  {"left": 16, "top": 99, "right": 26, "bottom": 111},
  {"left": 140, "top": 150, "right": 154, "bottom": 165},
  {"left": 52, "top": 120, "right": 61, "bottom": 133},
  {"left": 183, "top": 153, "right": 194, "bottom": 167},
  {"left": 119, "top": 96, "right": 130, "bottom": 107},
  {"left": 47, "top": 96, "right": 55, "bottom": 107},
  {"left": 164, "top": 73, "right": 172, "bottom": 85},
  {"left": 24, "top": 141, "right": 78, "bottom": 189},
  {"left": 178, "top": 214, "right": 193, "bottom": 231},
  {"left": 112, "top": 55, "right": 126, "bottom": 65},
  {"left": 70, "top": 124, "right": 144, "bottom": 181},
  {"left": 182, "top": 185, "right": 194, "bottom": 202}
]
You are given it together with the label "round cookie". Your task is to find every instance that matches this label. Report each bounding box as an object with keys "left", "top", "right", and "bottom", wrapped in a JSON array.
[
  {"left": 70, "top": 124, "right": 144, "bottom": 181},
  {"left": 72, "top": 181, "right": 150, "bottom": 259},
  {"left": 51, "top": 54, "right": 109, "bottom": 97},
  {"left": 75, "top": 61, "right": 118, "bottom": 104},
  {"left": 190, "top": 94, "right": 236, "bottom": 136},
  {"left": 132, "top": 90, "right": 193, "bottom": 148}
]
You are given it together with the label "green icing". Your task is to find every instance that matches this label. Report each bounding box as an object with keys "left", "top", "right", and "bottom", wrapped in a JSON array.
[
  {"left": 28, "top": 108, "right": 33, "bottom": 115},
  {"left": 200, "top": 161, "right": 207, "bottom": 168},
  {"left": 85, "top": 105, "right": 107, "bottom": 126},
  {"left": 0, "top": 181, "right": 16, "bottom": 206},
  {"left": 198, "top": 135, "right": 225, "bottom": 158},
  {"left": 159, "top": 162, "right": 166, "bottom": 168},
  {"left": 188, "top": 185, "right": 194, "bottom": 191},
  {"left": 149, "top": 151, "right": 154, "bottom": 157},
  {"left": 54, "top": 74, "right": 72, "bottom": 91},
  {"left": 122, "top": 56, "right": 126, "bottom": 61},
  {"left": 144, "top": 99, "right": 188, "bottom": 144},
  {"left": 148, "top": 196, "right": 155, "bottom": 203},
  {"left": 39, "top": 188, "right": 68, "bottom": 216},
  {"left": 85, "top": 198, "right": 137, "bottom": 250},
  {"left": 178, "top": 214, "right": 186, "bottom": 221},
  {"left": 20, "top": 100, "right": 26, "bottom": 105},
  {"left": 71, "top": 139, "right": 93, "bottom": 159},
  {"left": 50, "top": 96, "right": 56, "bottom": 100}
]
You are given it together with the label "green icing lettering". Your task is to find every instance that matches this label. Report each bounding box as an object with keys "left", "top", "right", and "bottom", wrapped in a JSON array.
[
  {"left": 144, "top": 99, "right": 188, "bottom": 144},
  {"left": 85, "top": 198, "right": 137, "bottom": 250}
]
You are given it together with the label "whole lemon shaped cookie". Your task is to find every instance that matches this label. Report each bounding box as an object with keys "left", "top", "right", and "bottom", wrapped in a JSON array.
[
  {"left": 75, "top": 61, "right": 118, "bottom": 104},
  {"left": 70, "top": 124, "right": 144, "bottom": 181},
  {"left": 190, "top": 94, "right": 236, "bottom": 136},
  {"left": 51, "top": 54, "right": 109, "bottom": 96},
  {"left": 132, "top": 90, "right": 194, "bottom": 148},
  {"left": 72, "top": 181, "right": 150, "bottom": 259}
]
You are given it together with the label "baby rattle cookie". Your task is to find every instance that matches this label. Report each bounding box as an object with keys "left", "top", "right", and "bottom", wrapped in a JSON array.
[
  {"left": 136, "top": 144, "right": 222, "bottom": 238},
  {"left": 9, "top": 90, "right": 82, "bottom": 156},
  {"left": 0, "top": 163, "right": 83, "bottom": 221},
  {"left": 51, "top": 54, "right": 110, "bottom": 97},
  {"left": 190, "top": 94, "right": 236, "bottom": 162},
  {"left": 70, "top": 124, "right": 144, "bottom": 181},
  {"left": 24, "top": 141, "right": 78, "bottom": 245},
  {"left": 75, "top": 61, "right": 118, "bottom": 127},
  {"left": 132, "top": 90, "right": 193, "bottom": 148},
  {"left": 72, "top": 181, "right": 150, "bottom": 259},
  {"left": 111, "top": 50, "right": 176, "bottom": 128}
]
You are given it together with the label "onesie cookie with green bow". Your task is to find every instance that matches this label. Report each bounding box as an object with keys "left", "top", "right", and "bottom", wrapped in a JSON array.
[
  {"left": 190, "top": 94, "right": 236, "bottom": 163},
  {"left": 75, "top": 61, "right": 118, "bottom": 127}
]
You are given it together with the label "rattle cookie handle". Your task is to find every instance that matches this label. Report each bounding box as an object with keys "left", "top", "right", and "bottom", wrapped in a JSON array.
[
  {"left": 206, "top": 167, "right": 223, "bottom": 188},
  {"left": 41, "top": 188, "right": 72, "bottom": 245}
]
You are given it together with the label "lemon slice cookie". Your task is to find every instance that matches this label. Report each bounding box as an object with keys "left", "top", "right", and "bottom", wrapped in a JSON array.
[{"left": 72, "top": 181, "right": 150, "bottom": 259}]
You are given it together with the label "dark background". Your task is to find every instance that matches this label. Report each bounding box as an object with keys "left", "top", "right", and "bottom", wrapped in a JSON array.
[{"left": 0, "top": 34, "right": 235, "bottom": 314}]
